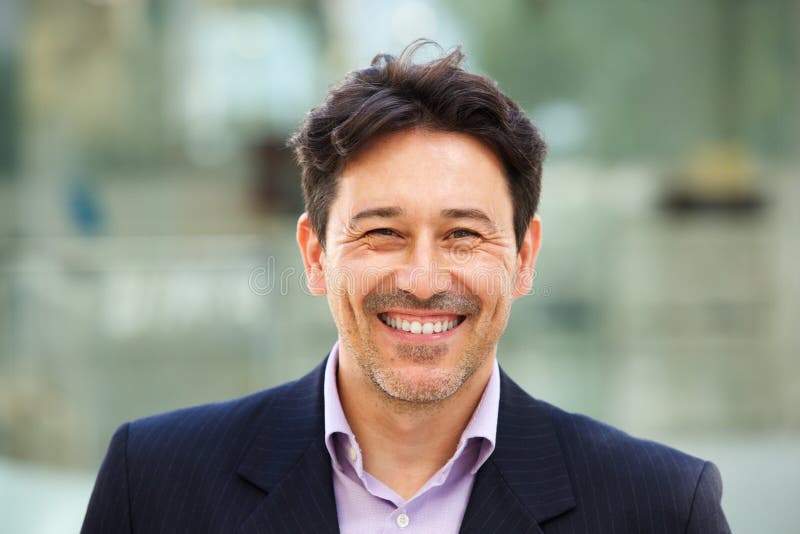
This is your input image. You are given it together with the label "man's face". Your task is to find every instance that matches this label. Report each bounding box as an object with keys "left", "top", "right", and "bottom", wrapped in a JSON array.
[{"left": 298, "top": 129, "right": 541, "bottom": 403}]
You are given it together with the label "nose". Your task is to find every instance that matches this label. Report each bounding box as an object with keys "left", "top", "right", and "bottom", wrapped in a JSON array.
[{"left": 395, "top": 234, "right": 451, "bottom": 300}]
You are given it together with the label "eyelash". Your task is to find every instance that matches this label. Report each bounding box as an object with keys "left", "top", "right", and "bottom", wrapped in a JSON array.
[
  {"left": 365, "top": 228, "right": 400, "bottom": 238},
  {"left": 364, "top": 228, "right": 480, "bottom": 239},
  {"left": 449, "top": 229, "right": 481, "bottom": 239}
]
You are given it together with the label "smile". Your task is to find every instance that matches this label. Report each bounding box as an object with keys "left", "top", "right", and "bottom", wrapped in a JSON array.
[{"left": 378, "top": 312, "right": 466, "bottom": 335}]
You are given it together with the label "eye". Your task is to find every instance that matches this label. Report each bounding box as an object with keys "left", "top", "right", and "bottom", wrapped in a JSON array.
[
  {"left": 449, "top": 228, "right": 481, "bottom": 239},
  {"left": 365, "top": 228, "right": 400, "bottom": 238}
]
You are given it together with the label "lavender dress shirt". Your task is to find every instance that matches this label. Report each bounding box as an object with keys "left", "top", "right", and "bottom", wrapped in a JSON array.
[{"left": 323, "top": 341, "right": 500, "bottom": 533}]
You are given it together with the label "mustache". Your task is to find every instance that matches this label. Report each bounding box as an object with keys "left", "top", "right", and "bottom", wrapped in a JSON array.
[{"left": 363, "top": 290, "right": 480, "bottom": 316}]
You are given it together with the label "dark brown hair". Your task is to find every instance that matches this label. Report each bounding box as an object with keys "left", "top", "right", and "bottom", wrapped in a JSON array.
[{"left": 289, "top": 40, "right": 546, "bottom": 250}]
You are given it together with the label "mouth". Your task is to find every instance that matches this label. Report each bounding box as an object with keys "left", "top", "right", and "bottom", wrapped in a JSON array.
[{"left": 378, "top": 311, "right": 466, "bottom": 335}]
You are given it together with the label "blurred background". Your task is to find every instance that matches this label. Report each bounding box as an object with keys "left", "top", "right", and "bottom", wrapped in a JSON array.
[{"left": 1, "top": 0, "right": 798, "bottom": 532}]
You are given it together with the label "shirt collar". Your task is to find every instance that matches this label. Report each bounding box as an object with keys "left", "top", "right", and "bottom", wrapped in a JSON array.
[
  {"left": 323, "top": 340, "right": 500, "bottom": 475},
  {"left": 323, "top": 341, "right": 358, "bottom": 473}
]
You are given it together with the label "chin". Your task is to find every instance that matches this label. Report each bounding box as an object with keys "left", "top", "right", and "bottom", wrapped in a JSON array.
[{"left": 370, "top": 361, "right": 470, "bottom": 404}]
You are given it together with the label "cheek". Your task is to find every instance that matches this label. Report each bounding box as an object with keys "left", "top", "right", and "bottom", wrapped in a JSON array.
[
  {"left": 457, "top": 254, "right": 516, "bottom": 301},
  {"left": 325, "top": 263, "right": 376, "bottom": 318},
  {"left": 327, "top": 252, "right": 393, "bottom": 295},
  {"left": 327, "top": 295, "right": 370, "bottom": 343},
  {"left": 324, "top": 264, "right": 354, "bottom": 297}
]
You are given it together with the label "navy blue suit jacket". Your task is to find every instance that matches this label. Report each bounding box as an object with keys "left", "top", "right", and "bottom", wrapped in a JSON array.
[{"left": 82, "top": 358, "right": 730, "bottom": 533}]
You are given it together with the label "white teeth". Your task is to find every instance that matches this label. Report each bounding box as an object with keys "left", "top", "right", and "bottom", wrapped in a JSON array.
[{"left": 381, "top": 314, "right": 461, "bottom": 334}]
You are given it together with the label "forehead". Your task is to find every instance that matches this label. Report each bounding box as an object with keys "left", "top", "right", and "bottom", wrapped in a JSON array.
[{"left": 332, "top": 129, "right": 513, "bottom": 222}]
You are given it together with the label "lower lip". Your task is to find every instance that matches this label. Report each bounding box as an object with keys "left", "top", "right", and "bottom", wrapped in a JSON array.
[{"left": 377, "top": 316, "right": 465, "bottom": 342}]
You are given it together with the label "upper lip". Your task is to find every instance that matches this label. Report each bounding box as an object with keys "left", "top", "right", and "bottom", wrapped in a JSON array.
[
  {"left": 378, "top": 309, "right": 463, "bottom": 317},
  {"left": 379, "top": 310, "right": 465, "bottom": 318}
]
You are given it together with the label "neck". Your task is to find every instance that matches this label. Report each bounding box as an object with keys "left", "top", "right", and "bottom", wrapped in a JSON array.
[{"left": 336, "top": 348, "right": 494, "bottom": 500}]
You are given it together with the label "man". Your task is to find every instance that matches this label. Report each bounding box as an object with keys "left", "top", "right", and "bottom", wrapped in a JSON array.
[{"left": 82, "top": 42, "right": 730, "bottom": 533}]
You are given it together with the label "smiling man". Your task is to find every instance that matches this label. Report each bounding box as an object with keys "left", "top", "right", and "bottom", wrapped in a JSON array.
[
  {"left": 82, "top": 42, "right": 730, "bottom": 533},
  {"left": 297, "top": 127, "right": 537, "bottom": 512}
]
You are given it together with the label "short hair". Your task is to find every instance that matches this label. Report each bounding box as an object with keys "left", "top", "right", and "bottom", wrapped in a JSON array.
[{"left": 289, "top": 40, "right": 546, "bottom": 250}]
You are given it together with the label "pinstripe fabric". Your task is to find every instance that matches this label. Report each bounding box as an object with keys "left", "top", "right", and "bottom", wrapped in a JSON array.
[
  {"left": 82, "top": 358, "right": 730, "bottom": 533},
  {"left": 460, "top": 372, "right": 730, "bottom": 533}
]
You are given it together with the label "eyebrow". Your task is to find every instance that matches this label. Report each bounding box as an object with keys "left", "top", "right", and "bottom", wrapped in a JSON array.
[
  {"left": 350, "top": 207, "right": 404, "bottom": 224},
  {"left": 440, "top": 208, "right": 497, "bottom": 231},
  {"left": 350, "top": 206, "right": 498, "bottom": 232}
]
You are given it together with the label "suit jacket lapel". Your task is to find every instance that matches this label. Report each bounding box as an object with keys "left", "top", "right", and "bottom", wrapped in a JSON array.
[
  {"left": 233, "top": 359, "right": 573, "bottom": 533},
  {"left": 237, "top": 360, "right": 339, "bottom": 534},
  {"left": 460, "top": 369, "right": 576, "bottom": 533},
  {"left": 460, "top": 459, "right": 546, "bottom": 534}
]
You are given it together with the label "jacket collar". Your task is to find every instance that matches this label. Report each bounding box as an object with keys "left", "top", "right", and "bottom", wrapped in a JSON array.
[
  {"left": 460, "top": 371, "right": 576, "bottom": 533},
  {"left": 236, "top": 358, "right": 575, "bottom": 533},
  {"left": 236, "top": 359, "right": 339, "bottom": 533}
]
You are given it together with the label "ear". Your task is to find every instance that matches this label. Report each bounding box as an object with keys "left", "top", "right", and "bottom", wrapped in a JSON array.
[
  {"left": 512, "top": 214, "right": 542, "bottom": 298},
  {"left": 296, "top": 212, "right": 327, "bottom": 295}
]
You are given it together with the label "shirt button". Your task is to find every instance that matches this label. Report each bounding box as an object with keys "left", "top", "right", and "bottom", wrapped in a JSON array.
[
  {"left": 396, "top": 512, "right": 410, "bottom": 528},
  {"left": 348, "top": 446, "right": 357, "bottom": 462}
]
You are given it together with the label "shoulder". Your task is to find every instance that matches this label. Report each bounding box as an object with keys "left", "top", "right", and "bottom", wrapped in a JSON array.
[
  {"left": 121, "top": 361, "right": 325, "bottom": 471},
  {"left": 543, "top": 402, "right": 728, "bottom": 531},
  {"left": 545, "top": 401, "right": 707, "bottom": 487},
  {"left": 125, "top": 385, "right": 277, "bottom": 457},
  {"left": 497, "top": 372, "right": 729, "bottom": 531},
  {"left": 499, "top": 371, "right": 708, "bottom": 487},
  {"left": 82, "top": 361, "right": 329, "bottom": 531}
]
